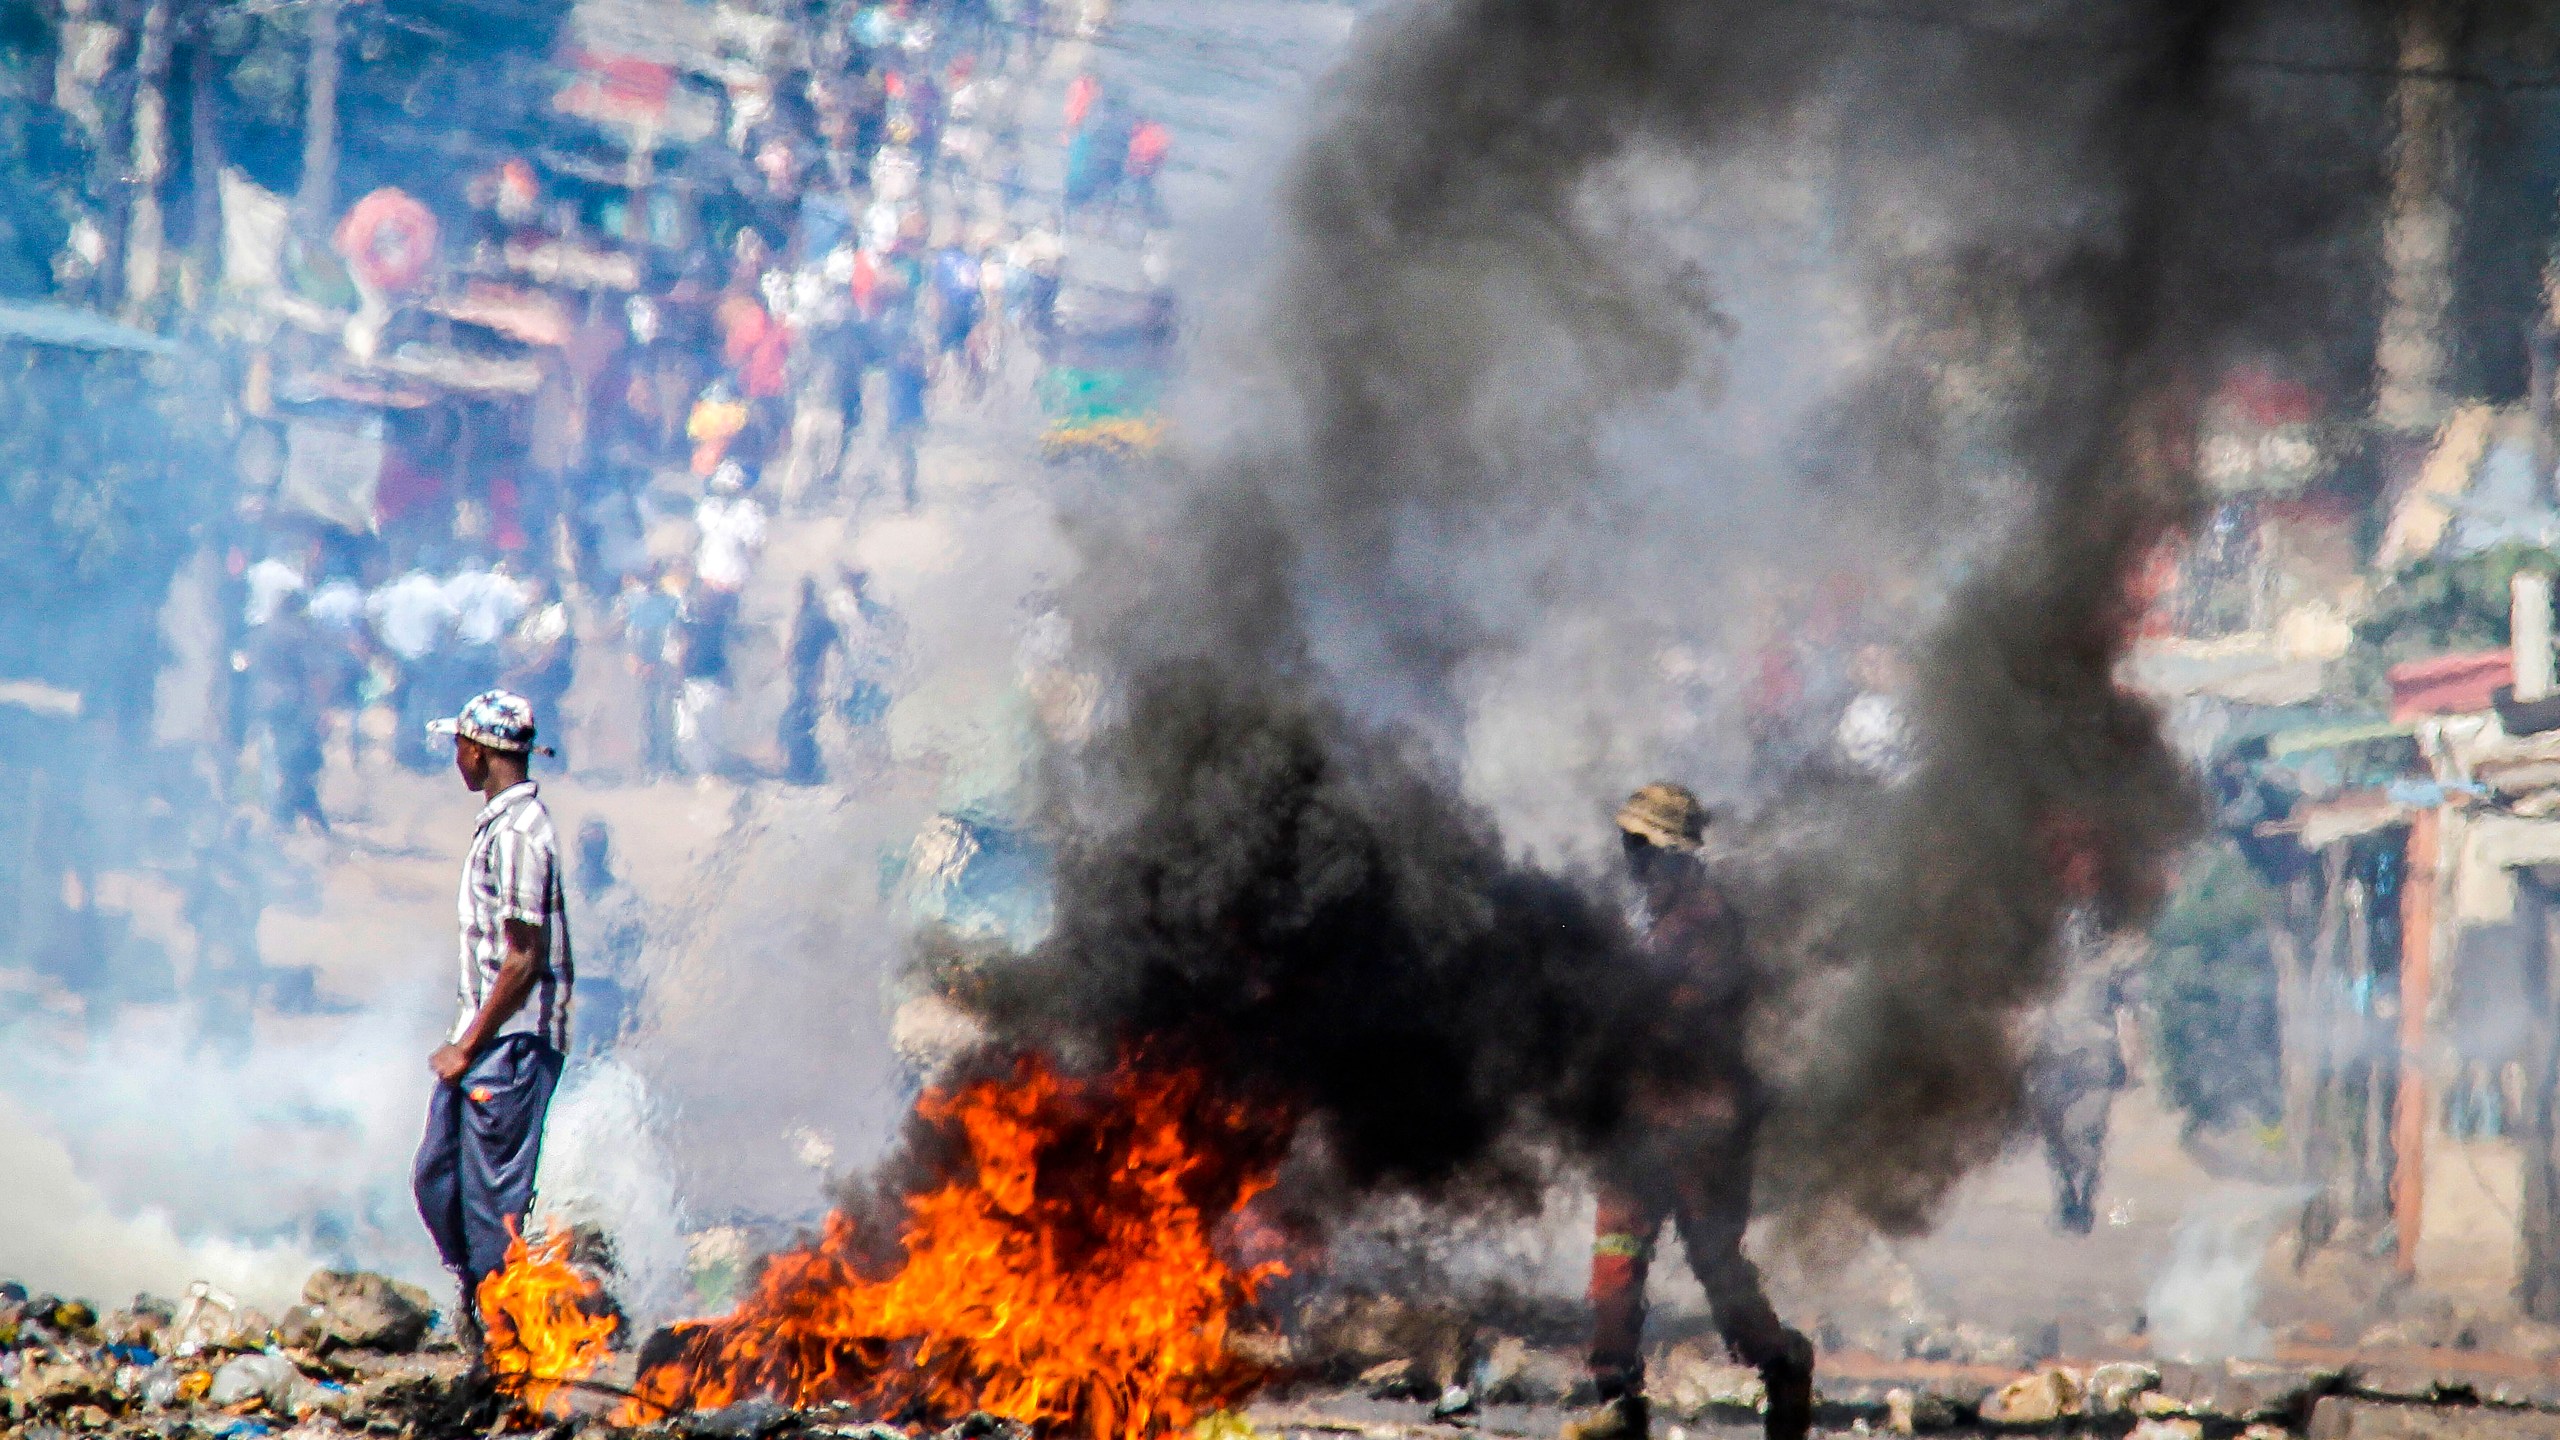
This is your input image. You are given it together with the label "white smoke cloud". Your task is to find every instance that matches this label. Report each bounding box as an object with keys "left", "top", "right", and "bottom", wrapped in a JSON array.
[
  {"left": 0, "top": 1088, "right": 315, "bottom": 1309},
  {"left": 2145, "top": 1183, "right": 2303, "bottom": 1362},
  {"left": 533, "top": 1058, "right": 691, "bottom": 1331},
  {"left": 0, "top": 983, "right": 447, "bottom": 1305}
]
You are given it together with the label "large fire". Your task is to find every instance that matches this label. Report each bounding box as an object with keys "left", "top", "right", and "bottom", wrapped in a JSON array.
[
  {"left": 479, "top": 1224, "right": 620, "bottom": 1414},
  {"left": 623, "top": 1053, "right": 1292, "bottom": 1440}
]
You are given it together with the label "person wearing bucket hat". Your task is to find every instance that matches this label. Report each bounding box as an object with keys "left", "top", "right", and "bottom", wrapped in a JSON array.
[
  {"left": 1565, "top": 782, "right": 1813, "bottom": 1440},
  {"left": 412, "top": 688, "right": 573, "bottom": 1344},
  {"left": 1615, "top": 780, "right": 1706, "bottom": 856}
]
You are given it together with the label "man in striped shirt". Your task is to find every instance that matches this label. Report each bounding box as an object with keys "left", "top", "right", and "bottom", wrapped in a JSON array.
[{"left": 412, "top": 689, "right": 573, "bottom": 1343}]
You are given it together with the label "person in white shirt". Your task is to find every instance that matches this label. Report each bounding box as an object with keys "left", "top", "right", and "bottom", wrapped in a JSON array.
[
  {"left": 366, "top": 567, "right": 453, "bottom": 664},
  {"left": 444, "top": 562, "right": 530, "bottom": 649},
  {"left": 441, "top": 560, "right": 530, "bottom": 738},
  {"left": 242, "top": 554, "right": 309, "bottom": 629},
  {"left": 501, "top": 574, "right": 576, "bottom": 747},
  {"left": 367, "top": 563, "right": 458, "bottom": 771},
  {"left": 694, "top": 465, "right": 768, "bottom": 597},
  {"left": 306, "top": 578, "right": 364, "bottom": 631},
  {"left": 1833, "top": 643, "right": 1916, "bottom": 785}
]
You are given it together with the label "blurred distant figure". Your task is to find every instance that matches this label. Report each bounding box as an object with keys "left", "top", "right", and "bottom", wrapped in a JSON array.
[
  {"left": 689, "top": 380, "right": 751, "bottom": 478},
  {"left": 570, "top": 818, "right": 648, "bottom": 1055},
  {"left": 250, "top": 591, "right": 329, "bottom": 834},
  {"left": 833, "top": 567, "right": 901, "bottom": 765},
  {"left": 2213, "top": 736, "right": 2303, "bottom": 886},
  {"left": 780, "top": 576, "right": 843, "bottom": 785},
  {"left": 694, "top": 464, "right": 768, "bottom": 615},
  {"left": 672, "top": 569, "right": 734, "bottom": 778},
  {"left": 185, "top": 811, "right": 267, "bottom": 1059},
  {"left": 1124, "top": 117, "right": 1170, "bottom": 223},
  {"left": 573, "top": 468, "right": 650, "bottom": 590},
  {"left": 242, "top": 548, "right": 309, "bottom": 629},
  {"left": 2026, "top": 911, "right": 2144, "bottom": 1234},
  {"left": 501, "top": 574, "right": 576, "bottom": 757},
  {"left": 306, "top": 571, "right": 369, "bottom": 770},
  {"left": 883, "top": 341, "right": 930, "bottom": 508},
  {"left": 929, "top": 240, "right": 984, "bottom": 389},
  {"left": 616, "top": 567, "right": 683, "bottom": 779},
  {"left": 1832, "top": 642, "right": 1915, "bottom": 784},
  {"left": 367, "top": 559, "right": 458, "bottom": 772},
  {"left": 443, "top": 556, "right": 528, "bottom": 707},
  {"left": 1062, "top": 106, "right": 1124, "bottom": 212}
]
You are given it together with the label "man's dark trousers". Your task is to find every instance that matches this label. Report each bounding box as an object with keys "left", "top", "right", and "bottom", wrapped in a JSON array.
[{"left": 413, "top": 1033, "right": 564, "bottom": 1287}]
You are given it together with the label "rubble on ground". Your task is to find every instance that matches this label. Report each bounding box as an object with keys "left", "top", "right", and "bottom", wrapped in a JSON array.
[
  {"left": 1297, "top": 1294, "right": 1479, "bottom": 1396},
  {"left": 1649, "top": 1339, "right": 1766, "bottom": 1418},
  {"left": 0, "top": 1271, "right": 464, "bottom": 1440},
  {"left": 1469, "top": 1338, "right": 1581, "bottom": 1407},
  {"left": 20, "top": 1276, "right": 2560, "bottom": 1440}
]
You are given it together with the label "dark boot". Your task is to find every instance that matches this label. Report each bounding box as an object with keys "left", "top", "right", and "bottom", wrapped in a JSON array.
[
  {"left": 1760, "top": 1330, "right": 1814, "bottom": 1440},
  {"left": 448, "top": 1272, "right": 487, "bottom": 1360}
]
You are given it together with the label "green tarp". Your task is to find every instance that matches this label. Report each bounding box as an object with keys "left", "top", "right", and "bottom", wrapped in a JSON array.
[{"left": 1038, "top": 366, "right": 1161, "bottom": 426}]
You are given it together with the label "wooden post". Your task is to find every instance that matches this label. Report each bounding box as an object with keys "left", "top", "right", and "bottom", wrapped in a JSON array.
[
  {"left": 2533, "top": 269, "right": 2558, "bottom": 501},
  {"left": 188, "top": 28, "right": 220, "bottom": 286},
  {"left": 623, "top": 123, "right": 658, "bottom": 246},
  {"left": 296, "top": 0, "right": 340, "bottom": 227},
  {"left": 2276, "top": 869, "right": 2324, "bottom": 1167},
  {"left": 2393, "top": 807, "right": 2442, "bottom": 1278},
  {"left": 2295, "top": 850, "right": 2351, "bottom": 1253},
  {"left": 2518, "top": 571, "right": 2556, "bottom": 702},
  {"left": 120, "top": 0, "right": 170, "bottom": 315},
  {"left": 2350, "top": 872, "right": 2392, "bottom": 1225},
  {"left": 2518, "top": 870, "right": 2560, "bottom": 1319}
]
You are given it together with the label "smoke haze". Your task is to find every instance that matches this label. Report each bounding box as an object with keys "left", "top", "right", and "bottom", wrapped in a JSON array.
[
  {"left": 964, "top": 0, "right": 2404, "bottom": 1253},
  {"left": 0, "top": 0, "right": 2470, "bottom": 1343}
]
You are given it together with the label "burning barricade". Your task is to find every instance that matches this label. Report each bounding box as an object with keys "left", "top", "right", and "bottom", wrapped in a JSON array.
[
  {"left": 474, "top": 1053, "right": 1289, "bottom": 1440},
  {"left": 477, "top": 1230, "right": 616, "bottom": 1417}
]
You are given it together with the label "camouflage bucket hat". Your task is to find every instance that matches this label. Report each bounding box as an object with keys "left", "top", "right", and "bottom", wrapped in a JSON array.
[{"left": 1616, "top": 781, "right": 1707, "bottom": 852}]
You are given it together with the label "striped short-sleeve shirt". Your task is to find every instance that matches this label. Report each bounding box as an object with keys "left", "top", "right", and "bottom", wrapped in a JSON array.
[{"left": 455, "top": 780, "right": 574, "bottom": 1051}]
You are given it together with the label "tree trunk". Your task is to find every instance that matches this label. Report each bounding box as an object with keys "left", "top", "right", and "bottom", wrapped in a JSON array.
[{"left": 296, "top": 0, "right": 340, "bottom": 228}]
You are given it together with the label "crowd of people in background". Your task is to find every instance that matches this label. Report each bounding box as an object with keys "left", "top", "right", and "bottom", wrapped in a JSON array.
[{"left": 217, "top": 0, "right": 1168, "bottom": 834}]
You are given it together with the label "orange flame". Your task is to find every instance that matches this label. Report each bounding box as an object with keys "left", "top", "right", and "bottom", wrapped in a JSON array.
[
  {"left": 479, "top": 1223, "right": 620, "bottom": 1414},
  {"left": 625, "top": 1054, "right": 1290, "bottom": 1440}
]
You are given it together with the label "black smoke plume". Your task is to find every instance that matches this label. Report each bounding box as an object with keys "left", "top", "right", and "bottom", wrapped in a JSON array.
[{"left": 967, "top": 0, "right": 2406, "bottom": 1242}]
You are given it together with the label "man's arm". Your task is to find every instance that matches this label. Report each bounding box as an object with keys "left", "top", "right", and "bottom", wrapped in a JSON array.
[{"left": 430, "top": 920, "right": 546, "bottom": 1082}]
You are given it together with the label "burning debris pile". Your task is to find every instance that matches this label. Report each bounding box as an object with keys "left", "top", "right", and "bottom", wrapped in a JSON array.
[
  {"left": 618, "top": 1055, "right": 1289, "bottom": 1440},
  {"left": 479, "top": 1232, "right": 616, "bottom": 1417}
]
